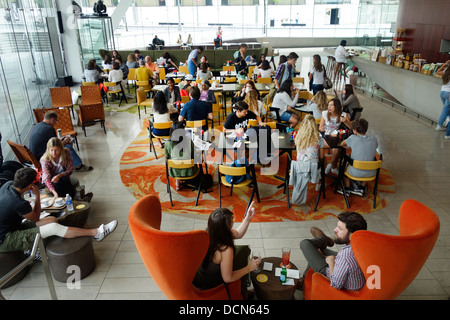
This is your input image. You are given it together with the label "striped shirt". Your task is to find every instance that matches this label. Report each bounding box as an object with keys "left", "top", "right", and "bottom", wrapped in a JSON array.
[{"left": 326, "top": 244, "right": 366, "bottom": 291}]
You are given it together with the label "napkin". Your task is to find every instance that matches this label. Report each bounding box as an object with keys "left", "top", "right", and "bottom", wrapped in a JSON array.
[{"left": 263, "top": 262, "right": 273, "bottom": 271}]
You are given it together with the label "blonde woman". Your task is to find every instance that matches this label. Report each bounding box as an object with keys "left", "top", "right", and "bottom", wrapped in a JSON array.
[
  {"left": 40, "top": 137, "right": 75, "bottom": 199},
  {"left": 244, "top": 89, "right": 265, "bottom": 125},
  {"left": 297, "top": 90, "right": 327, "bottom": 119},
  {"left": 126, "top": 53, "right": 138, "bottom": 69},
  {"left": 295, "top": 114, "right": 326, "bottom": 162}
]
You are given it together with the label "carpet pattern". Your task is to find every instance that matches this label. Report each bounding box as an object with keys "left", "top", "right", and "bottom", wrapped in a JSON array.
[{"left": 119, "top": 119, "right": 395, "bottom": 223}]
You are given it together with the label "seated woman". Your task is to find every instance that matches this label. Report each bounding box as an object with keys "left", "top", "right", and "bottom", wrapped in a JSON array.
[
  {"left": 293, "top": 114, "right": 326, "bottom": 202},
  {"left": 199, "top": 80, "right": 216, "bottom": 105},
  {"left": 164, "top": 121, "right": 199, "bottom": 191},
  {"left": 162, "top": 51, "right": 178, "bottom": 72},
  {"left": 102, "top": 54, "right": 113, "bottom": 71},
  {"left": 111, "top": 50, "right": 121, "bottom": 60},
  {"left": 243, "top": 89, "right": 266, "bottom": 124},
  {"left": 126, "top": 53, "right": 139, "bottom": 69},
  {"left": 83, "top": 60, "right": 102, "bottom": 84},
  {"left": 152, "top": 91, "right": 172, "bottom": 147},
  {"left": 163, "top": 78, "right": 181, "bottom": 116},
  {"left": 271, "top": 79, "right": 300, "bottom": 128},
  {"left": 296, "top": 90, "right": 327, "bottom": 120},
  {"left": 319, "top": 98, "right": 352, "bottom": 176},
  {"left": 108, "top": 61, "right": 124, "bottom": 92},
  {"left": 340, "top": 84, "right": 361, "bottom": 120},
  {"left": 197, "top": 62, "right": 212, "bottom": 81},
  {"left": 257, "top": 60, "right": 274, "bottom": 79},
  {"left": 256, "top": 54, "right": 266, "bottom": 69},
  {"left": 40, "top": 137, "right": 75, "bottom": 199},
  {"left": 199, "top": 56, "right": 211, "bottom": 71},
  {"left": 193, "top": 204, "right": 261, "bottom": 299}
]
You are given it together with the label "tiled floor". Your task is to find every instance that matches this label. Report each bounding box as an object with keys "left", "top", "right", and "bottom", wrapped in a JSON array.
[{"left": 2, "top": 49, "right": 450, "bottom": 300}]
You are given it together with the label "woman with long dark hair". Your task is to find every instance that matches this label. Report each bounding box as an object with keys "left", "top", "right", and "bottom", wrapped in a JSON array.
[
  {"left": 271, "top": 79, "right": 300, "bottom": 127},
  {"left": 309, "top": 54, "right": 325, "bottom": 95},
  {"left": 341, "top": 84, "right": 361, "bottom": 120},
  {"left": 193, "top": 203, "right": 261, "bottom": 299}
]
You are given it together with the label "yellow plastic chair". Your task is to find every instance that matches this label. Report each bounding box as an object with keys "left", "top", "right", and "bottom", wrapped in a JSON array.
[
  {"left": 257, "top": 77, "right": 273, "bottom": 83},
  {"left": 179, "top": 66, "right": 189, "bottom": 74},
  {"left": 103, "top": 81, "right": 128, "bottom": 107},
  {"left": 127, "top": 68, "right": 137, "bottom": 92},
  {"left": 181, "top": 95, "right": 190, "bottom": 104},
  {"left": 136, "top": 87, "right": 153, "bottom": 119},
  {"left": 248, "top": 66, "right": 255, "bottom": 79},
  {"left": 159, "top": 68, "right": 166, "bottom": 83},
  {"left": 165, "top": 159, "right": 203, "bottom": 207},
  {"left": 212, "top": 92, "right": 225, "bottom": 125},
  {"left": 222, "top": 66, "right": 235, "bottom": 71},
  {"left": 293, "top": 77, "right": 304, "bottom": 84},
  {"left": 82, "top": 82, "right": 96, "bottom": 86},
  {"left": 218, "top": 164, "right": 260, "bottom": 213},
  {"left": 225, "top": 77, "right": 237, "bottom": 83}
]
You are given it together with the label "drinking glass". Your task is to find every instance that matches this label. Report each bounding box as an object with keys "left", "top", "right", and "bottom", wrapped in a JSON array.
[
  {"left": 252, "top": 250, "right": 261, "bottom": 273},
  {"left": 282, "top": 247, "right": 291, "bottom": 268}
]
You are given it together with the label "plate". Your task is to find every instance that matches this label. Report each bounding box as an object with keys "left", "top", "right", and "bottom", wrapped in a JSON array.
[
  {"left": 76, "top": 204, "right": 86, "bottom": 210},
  {"left": 53, "top": 202, "right": 66, "bottom": 208},
  {"left": 41, "top": 201, "right": 52, "bottom": 209}
]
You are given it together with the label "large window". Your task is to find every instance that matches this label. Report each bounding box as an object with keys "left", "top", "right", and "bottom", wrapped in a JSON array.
[{"left": 0, "top": 0, "right": 57, "bottom": 158}]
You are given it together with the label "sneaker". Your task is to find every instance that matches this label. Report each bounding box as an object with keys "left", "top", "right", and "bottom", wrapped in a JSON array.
[
  {"left": 76, "top": 164, "right": 94, "bottom": 172},
  {"left": 350, "top": 188, "right": 365, "bottom": 196},
  {"left": 24, "top": 248, "right": 42, "bottom": 262},
  {"left": 443, "top": 116, "right": 450, "bottom": 128},
  {"left": 94, "top": 220, "right": 118, "bottom": 242},
  {"left": 325, "top": 163, "right": 332, "bottom": 175},
  {"left": 337, "top": 187, "right": 352, "bottom": 195},
  {"left": 445, "top": 135, "right": 450, "bottom": 140},
  {"left": 436, "top": 125, "right": 446, "bottom": 131}
]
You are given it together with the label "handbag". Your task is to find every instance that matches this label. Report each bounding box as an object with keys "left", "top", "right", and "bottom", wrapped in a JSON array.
[{"left": 322, "top": 65, "right": 332, "bottom": 89}]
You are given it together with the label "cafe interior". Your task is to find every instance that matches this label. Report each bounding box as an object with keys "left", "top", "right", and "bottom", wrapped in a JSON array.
[{"left": 0, "top": 0, "right": 449, "bottom": 302}]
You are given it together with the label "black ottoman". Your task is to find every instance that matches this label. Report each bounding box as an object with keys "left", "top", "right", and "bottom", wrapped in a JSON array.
[
  {"left": 45, "top": 236, "right": 96, "bottom": 283},
  {"left": 0, "top": 251, "right": 30, "bottom": 289}
]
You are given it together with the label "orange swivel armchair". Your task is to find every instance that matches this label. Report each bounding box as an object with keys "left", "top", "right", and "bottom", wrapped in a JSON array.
[
  {"left": 128, "top": 195, "right": 243, "bottom": 300},
  {"left": 303, "top": 199, "right": 440, "bottom": 300}
]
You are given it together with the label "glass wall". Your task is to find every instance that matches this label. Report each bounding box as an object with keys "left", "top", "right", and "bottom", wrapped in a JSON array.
[
  {"left": 0, "top": 0, "right": 58, "bottom": 158},
  {"left": 76, "top": 0, "right": 398, "bottom": 50}
]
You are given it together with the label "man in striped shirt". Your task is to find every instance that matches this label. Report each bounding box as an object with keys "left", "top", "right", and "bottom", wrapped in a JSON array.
[{"left": 299, "top": 211, "right": 367, "bottom": 291}]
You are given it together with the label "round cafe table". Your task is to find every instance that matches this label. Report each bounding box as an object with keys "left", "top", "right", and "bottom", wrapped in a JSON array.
[
  {"left": 46, "top": 200, "right": 91, "bottom": 228},
  {"left": 250, "top": 257, "right": 299, "bottom": 300}
]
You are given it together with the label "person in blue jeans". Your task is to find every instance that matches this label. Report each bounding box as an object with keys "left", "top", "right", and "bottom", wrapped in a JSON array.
[
  {"left": 435, "top": 61, "right": 450, "bottom": 140},
  {"left": 187, "top": 46, "right": 204, "bottom": 77}
]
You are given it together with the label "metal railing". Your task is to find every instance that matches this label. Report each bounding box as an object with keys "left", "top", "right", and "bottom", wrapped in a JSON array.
[{"left": 0, "top": 234, "right": 57, "bottom": 300}]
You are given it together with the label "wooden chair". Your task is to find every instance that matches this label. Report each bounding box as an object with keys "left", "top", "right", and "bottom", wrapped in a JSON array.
[
  {"left": 81, "top": 82, "right": 96, "bottom": 86},
  {"left": 33, "top": 107, "right": 79, "bottom": 150},
  {"left": 293, "top": 77, "right": 305, "bottom": 84},
  {"left": 338, "top": 154, "right": 383, "bottom": 209},
  {"left": 165, "top": 159, "right": 203, "bottom": 207},
  {"left": 7, "top": 140, "right": 41, "bottom": 170},
  {"left": 257, "top": 77, "right": 273, "bottom": 83},
  {"left": 79, "top": 85, "right": 106, "bottom": 137},
  {"left": 49, "top": 87, "right": 75, "bottom": 119},
  {"left": 136, "top": 87, "right": 152, "bottom": 119},
  {"left": 103, "top": 81, "right": 128, "bottom": 107},
  {"left": 218, "top": 164, "right": 260, "bottom": 213},
  {"left": 148, "top": 121, "right": 172, "bottom": 159}
]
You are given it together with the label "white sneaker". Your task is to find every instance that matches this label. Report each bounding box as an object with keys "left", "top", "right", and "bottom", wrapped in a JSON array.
[
  {"left": 436, "top": 125, "right": 446, "bottom": 131},
  {"left": 325, "top": 163, "right": 332, "bottom": 175},
  {"left": 443, "top": 116, "right": 450, "bottom": 127},
  {"left": 445, "top": 135, "right": 450, "bottom": 140},
  {"left": 95, "top": 220, "right": 118, "bottom": 242}
]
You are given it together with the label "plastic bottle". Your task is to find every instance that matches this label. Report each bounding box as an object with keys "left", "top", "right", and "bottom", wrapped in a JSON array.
[
  {"left": 280, "top": 266, "right": 287, "bottom": 284},
  {"left": 66, "top": 194, "right": 74, "bottom": 212}
]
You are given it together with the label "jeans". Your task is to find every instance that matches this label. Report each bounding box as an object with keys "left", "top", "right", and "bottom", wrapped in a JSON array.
[
  {"left": 438, "top": 90, "right": 450, "bottom": 136},
  {"left": 299, "top": 237, "right": 337, "bottom": 277},
  {"left": 188, "top": 60, "right": 197, "bottom": 76},
  {"left": 65, "top": 144, "right": 82, "bottom": 168},
  {"left": 311, "top": 84, "right": 324, "bottom": 95}
]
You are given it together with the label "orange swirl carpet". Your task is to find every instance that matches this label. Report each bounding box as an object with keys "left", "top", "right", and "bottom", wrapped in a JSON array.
[{"left": 120, "top": 120, "right": 395, "bottom": 222}]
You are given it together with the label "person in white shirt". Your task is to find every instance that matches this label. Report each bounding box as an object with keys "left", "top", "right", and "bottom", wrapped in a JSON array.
[
  {"left": 309, "top": 54, "right": 326, "bottom": 95},
  {"left": 257, "top": 60, "right": 275, "bottom": 79},
  {"left": 271, "top": 79, "right": 300, "bottom": 128},
  {"left": 108, "top": 61, "right": 124, "bottom": 92},
  {"left": 334, "top": 40, "right": 350, "bottom": 79}
]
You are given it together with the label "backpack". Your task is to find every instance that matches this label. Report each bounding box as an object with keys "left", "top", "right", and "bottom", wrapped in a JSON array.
[{"left": 225, "top": 158, "right": 251, "bottom": 184}]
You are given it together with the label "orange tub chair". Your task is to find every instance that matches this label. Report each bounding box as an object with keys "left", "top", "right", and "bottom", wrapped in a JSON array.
[
  {"left": 303, "top": 199, "right": 440, "bottom": 300},
  {"left": 128, "top": 195, "right": 243, "bottom": 300}
]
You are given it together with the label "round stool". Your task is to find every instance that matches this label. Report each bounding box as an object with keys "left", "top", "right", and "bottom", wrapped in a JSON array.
[
  {"left": 0, "top": 251, "right": 30, "bottom": 289},
  {"left": 45, "top": 236, "right": 96, "bottom": 283}
]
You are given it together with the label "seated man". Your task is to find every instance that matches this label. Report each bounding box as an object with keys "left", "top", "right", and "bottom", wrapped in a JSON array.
[
  {"left": 135, "top": 59, "right": 154, "bottom": 90},
  {"left": 29, "top": 111, "right": 92, "bottom": 172},
  {"left": 338, "top": 118, "right": 378, "bottom": 196},
  {"left": 0, "top": 168, "right": 117, "bottom": 255},
  {"left": 223, "top": 101, "right": 257, "bottom": 133},
  {"left": 178, "top": 86, "right": 212, "bottom": 132},
  {"left": 145, "top": 56, "right": 160, "bottom": 78},
  {"left": 299, "top": 211, "right": 367, "bottom": 291}
]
